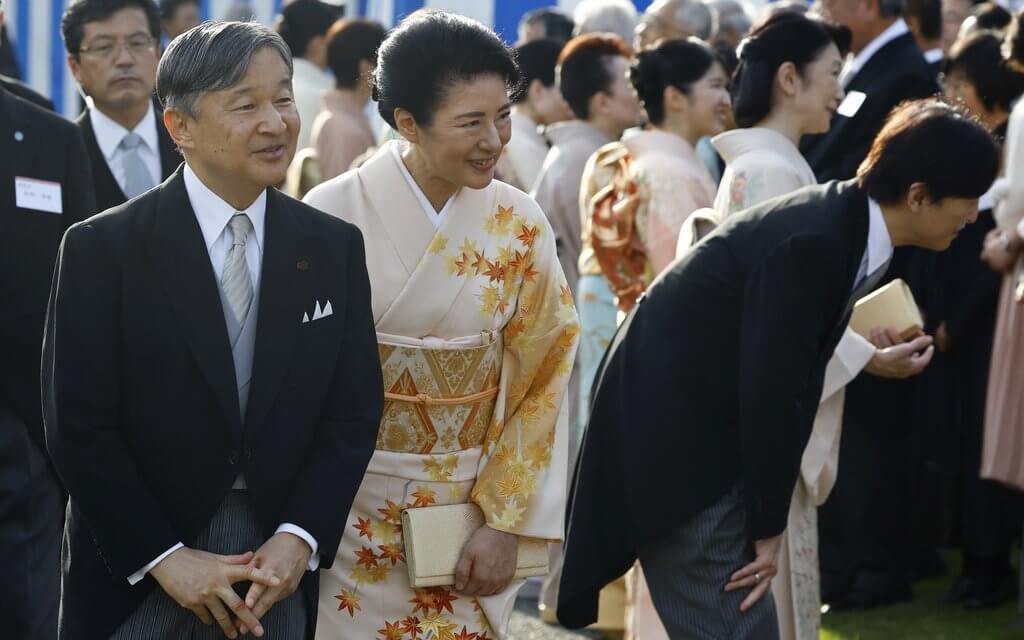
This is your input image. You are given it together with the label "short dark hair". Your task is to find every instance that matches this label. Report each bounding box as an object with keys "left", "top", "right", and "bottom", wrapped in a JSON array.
[
  {"left": 372, "top": 10, "right": 521, "bottom": 129},
  {"left": 325, "top": 18, "right": 386, "bottom": 90},
  {"left": 274, "top": 0, "right": 342, "bottom": 59},
  {"left": 629, "top": 38, "right": 718, "bottom": 125},
  {"left": 972, "top": 2, "right": 1012, "bottom": 30},
  {"left": 904, "top": 0, "right": 942, "bottom": 41},
  {"left": 521, "top": 8, "right": 575, "bottom": 43},
  {"left": 513, "top": 38, "right": 563, "bottom": 103},
  {"left": 857, "top": 98, "right": 1000, "bottom": 203},
  {"left": 557, "top": 33, "right": 631, "bottom": 120},
  {"left": 158, "top": 0, "right": 197, "bottom": 21},
  {"left": 731, "top": 12, "right": 851, "bottom": 128},
  {"left": 946, "top": 30, "right": 1024, "bottom": 113},
  {"left": 62, "top": 0, "right": 161, "bottom": 55}
]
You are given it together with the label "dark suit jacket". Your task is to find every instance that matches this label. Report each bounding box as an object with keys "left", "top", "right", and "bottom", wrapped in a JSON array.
[
  {"left": 0, "top": 84, "right": 94, "bottom": 640},
  {"left": 558, "top": 180, "right": 871, "bottom": 629},
  {"left": 75, "top": 100, "right": 181, "bottom": 213},
  {"left": 43, "top": 168, "right": 384, "bottom": 639},
  {"left": 0, "top": 75, "right": 54, "bottom": 111},
  {"left": 801, "top": 32, "right": 939, "bottom": 182},
  {"left": 0, "top": 87, "right": 95, "bottom": 453}
]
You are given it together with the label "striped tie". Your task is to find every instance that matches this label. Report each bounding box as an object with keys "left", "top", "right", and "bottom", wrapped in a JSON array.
[{"left": 222, "top": 213, "right": 254, "bottom": 326}]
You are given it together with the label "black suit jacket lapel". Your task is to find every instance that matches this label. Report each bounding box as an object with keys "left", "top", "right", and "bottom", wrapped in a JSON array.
[
  {"left": 144, "top": 168, "right": 242, "bottom": 437},
  {"left": 77, "top": 111, "right": 128, "bottom": 206},
  {"left": 832, "top": 181, "right": 871, "bottom": 337},
  {"left": 0, "top": 89, "right": 16, "bottom": 235},
  {"left": 244, "top": 189, "right": 311, "bottom": 437}
]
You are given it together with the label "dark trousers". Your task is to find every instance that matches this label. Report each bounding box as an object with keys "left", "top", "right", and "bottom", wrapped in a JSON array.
[
  {"left": 110, "top": 491, "right": 306, "bottom": 639},
  {"left": 0, "top": 403, "right": 63, "bottom": 640},
  {"left": 639, "top": 486, "right": 779, "bottom": 640}
]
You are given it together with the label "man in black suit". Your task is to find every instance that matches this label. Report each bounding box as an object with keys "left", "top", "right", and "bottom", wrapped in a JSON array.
[
  {"left": 43, "top": 21, "right": 382, "bottom": 640},
  {"left": 0, "top": 5, "right": 97, "bottom": 640},
  {"left": 62, "top": 0, "right": 180, "bottom": 213},
  {"left": 905, "top": 0, "right": 945, "bottom": 77},
  {"left": 557, "top": 100, "right": 999, "bottom": 638},
  {"left": 806, "top": 0, "right": 945, "bottom": 609}
]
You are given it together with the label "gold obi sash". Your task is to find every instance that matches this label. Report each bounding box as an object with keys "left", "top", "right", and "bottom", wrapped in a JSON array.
[{"left": 375, "top": 331, "right": 502, "bottom": 455}]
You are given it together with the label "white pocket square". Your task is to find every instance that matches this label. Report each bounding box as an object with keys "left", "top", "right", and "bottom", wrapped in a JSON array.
[{"left": 303, "top": 300, "right": 333, "bottom": 323}]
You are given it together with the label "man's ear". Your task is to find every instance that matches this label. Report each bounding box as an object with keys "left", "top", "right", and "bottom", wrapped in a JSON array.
[
  {"left": 394, "top": 107, "right": 419, "bottom": 144},
  {"left": 67, "top": 54, "right": 83, "bottom": 84},
  {"left": 164, "top": 107, "right": 195, "bottom": 151},
  {"left": 906, "top": 182, "right": 931, "bottom": 212}
]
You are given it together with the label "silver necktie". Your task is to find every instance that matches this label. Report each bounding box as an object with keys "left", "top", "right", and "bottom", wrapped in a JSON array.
[
  {"left": 222, "top": 213, "right": 254, "bottom": 326},
  {"left": 119, "top": 132, "right": 155, "bottom": 198}
]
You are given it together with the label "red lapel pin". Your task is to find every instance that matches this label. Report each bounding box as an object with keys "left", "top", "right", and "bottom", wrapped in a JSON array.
[{"left": 296, "top": 260, "right": 309, "bottom": 271}]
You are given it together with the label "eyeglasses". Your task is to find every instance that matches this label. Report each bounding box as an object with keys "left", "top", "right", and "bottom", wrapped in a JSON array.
[{"left": 78, "top": 35, "right": 156, "bottom": 59}]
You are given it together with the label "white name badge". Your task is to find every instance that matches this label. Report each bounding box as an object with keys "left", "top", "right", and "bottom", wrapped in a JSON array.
[
  {"left": 15, "top": 177, "right": 63, "bottom": 214},
  {"left": 836, "top": 91, "right": 867, "bottom": 118}
]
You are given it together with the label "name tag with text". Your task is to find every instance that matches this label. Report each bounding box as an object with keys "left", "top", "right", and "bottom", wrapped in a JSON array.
[{"left": 15, "top": 177, "right": 63, "bottom": 214}]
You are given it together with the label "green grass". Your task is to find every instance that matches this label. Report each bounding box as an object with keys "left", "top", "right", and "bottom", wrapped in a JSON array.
[{"left": 821, "top": 554, "right": 1022, "bottom": 639}]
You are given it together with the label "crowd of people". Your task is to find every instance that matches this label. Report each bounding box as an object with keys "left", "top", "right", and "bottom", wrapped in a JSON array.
[{"left": 2, "top": 0, "right": 1024, "bottom": 639}]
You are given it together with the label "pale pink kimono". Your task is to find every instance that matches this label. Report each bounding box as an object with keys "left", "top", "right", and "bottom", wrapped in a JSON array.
[{"left": 633, "top": 128, "right": 876, "bottom": 640}]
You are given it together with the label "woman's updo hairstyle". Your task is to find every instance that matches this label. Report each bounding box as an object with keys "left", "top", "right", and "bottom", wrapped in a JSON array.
[
  {"left": 1003, "top": 10, "right": 1024, "bottom": 73},
  {"left": 731, "top": 11, "right": 852, "bottom": 128},
  {"left": 372, "top": 10, "right": 522, "bottom": 129},
  {"left": 629, "top": 38, "right": 718, "bottom": 126}
]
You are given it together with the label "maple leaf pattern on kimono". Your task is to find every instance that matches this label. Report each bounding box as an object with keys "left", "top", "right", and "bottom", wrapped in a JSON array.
[{"left": 440, "top": 202, "right": 579, "bottom": 535}]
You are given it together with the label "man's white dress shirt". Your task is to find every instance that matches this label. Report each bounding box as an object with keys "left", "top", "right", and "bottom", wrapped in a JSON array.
[
  {"left": 88, "top": 99, "right": 162, "bottom": 193},
  {"left": 841, "top": 19, "right": 911, "bottom": 87}
]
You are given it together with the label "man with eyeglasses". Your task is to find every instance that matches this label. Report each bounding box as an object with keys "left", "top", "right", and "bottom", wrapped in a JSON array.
[
  {"left": 0, "top": 1, "right": 96, "bottom": 638},
  {"left": 62, "top": 0, "right": 180, "bottom": 213}
]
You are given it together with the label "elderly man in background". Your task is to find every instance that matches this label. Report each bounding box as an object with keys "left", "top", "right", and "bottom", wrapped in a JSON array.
[
  {"left": 518, "top": 7, "right": 576, "bottom": 44},
  {"left": 574, "top": 0, "right": 639, "bottom": 44},
  {"left": 635, "top": 0, "right": 714, "bottom": 50},
  {"left": 709, "top": 0, "right": 753, "bottom": 48}
]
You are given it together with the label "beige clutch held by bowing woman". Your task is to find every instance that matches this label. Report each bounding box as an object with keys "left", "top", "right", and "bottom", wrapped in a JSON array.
[
  {"left": 849, "top": 278, "right": 924, "bottom": 341},
  {"left": 401, "top": 503, "right": 550, "bottom": 588}
]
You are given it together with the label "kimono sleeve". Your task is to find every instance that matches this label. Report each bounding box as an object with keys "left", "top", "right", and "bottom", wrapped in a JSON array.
[{"left": 470, "top": 205, "right": 580, "bottom": 540}]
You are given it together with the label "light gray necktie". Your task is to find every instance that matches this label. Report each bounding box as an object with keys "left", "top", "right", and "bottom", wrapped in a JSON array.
[
  {"left": 222, "top": 213, "right": 254, "bottom": 327},
  {"left": 119, "top": 132, "right": 155, "bottom": 198}
]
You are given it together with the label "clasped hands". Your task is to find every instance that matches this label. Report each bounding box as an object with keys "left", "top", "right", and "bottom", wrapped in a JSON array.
[
  {"left": 149, "top": 532, "right": 311, "bottom": 639},
  {"left": 864, "top": 326, "right": 934, "bottom": 378}
]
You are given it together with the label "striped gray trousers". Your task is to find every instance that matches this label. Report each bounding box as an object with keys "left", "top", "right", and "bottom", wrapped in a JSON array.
[
  {"left": 110, "top": 491, "right": 306, "bottom": 639},
  {"left": 638, "top": 485, "right": 779, "bottom": 639}
]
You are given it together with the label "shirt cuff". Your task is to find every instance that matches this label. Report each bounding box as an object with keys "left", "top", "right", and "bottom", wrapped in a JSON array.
[
  {"left": 128, "top": 542, "right": 184, "bottom": 586},
  {"left": 276, "top": 523, "right": 319, "bottom": 571}
]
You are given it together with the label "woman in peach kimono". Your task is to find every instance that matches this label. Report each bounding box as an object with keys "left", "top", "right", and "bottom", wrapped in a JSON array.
[{"left": 304, "top": 12, "right": 578, "bottom": 640}]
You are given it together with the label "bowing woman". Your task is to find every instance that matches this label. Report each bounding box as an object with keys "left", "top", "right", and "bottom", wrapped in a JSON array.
[{"left": 304, "top": 11, "right": 579, "bottom": 639}]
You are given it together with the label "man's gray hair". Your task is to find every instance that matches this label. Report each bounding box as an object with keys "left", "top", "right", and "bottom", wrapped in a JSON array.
[
  {"left": 669, "top": 0, "right": 715, "bottom": 41},
  {"left": 157, "top": 21, "right": 293, "bottom": 117},
  {"left": 573, "top": 0, "right": 638, "bottom": 43}
]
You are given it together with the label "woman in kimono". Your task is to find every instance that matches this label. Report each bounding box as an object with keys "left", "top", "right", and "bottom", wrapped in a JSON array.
[{"left": 304, "top": 11, "right": 579, "bottom": 639}]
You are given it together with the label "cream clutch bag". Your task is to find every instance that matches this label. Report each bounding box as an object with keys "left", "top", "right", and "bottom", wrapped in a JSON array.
[
  {"left": 849, "top": 278, "right": 924, "bottom": 341},
  {"left": 401, "top": 503, "right": 550, "bottom": 588}
]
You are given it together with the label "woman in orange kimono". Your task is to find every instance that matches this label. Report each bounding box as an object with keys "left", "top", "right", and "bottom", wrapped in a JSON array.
[{"left": 304, "top": 11, "right": 578, "bottom": 640}]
